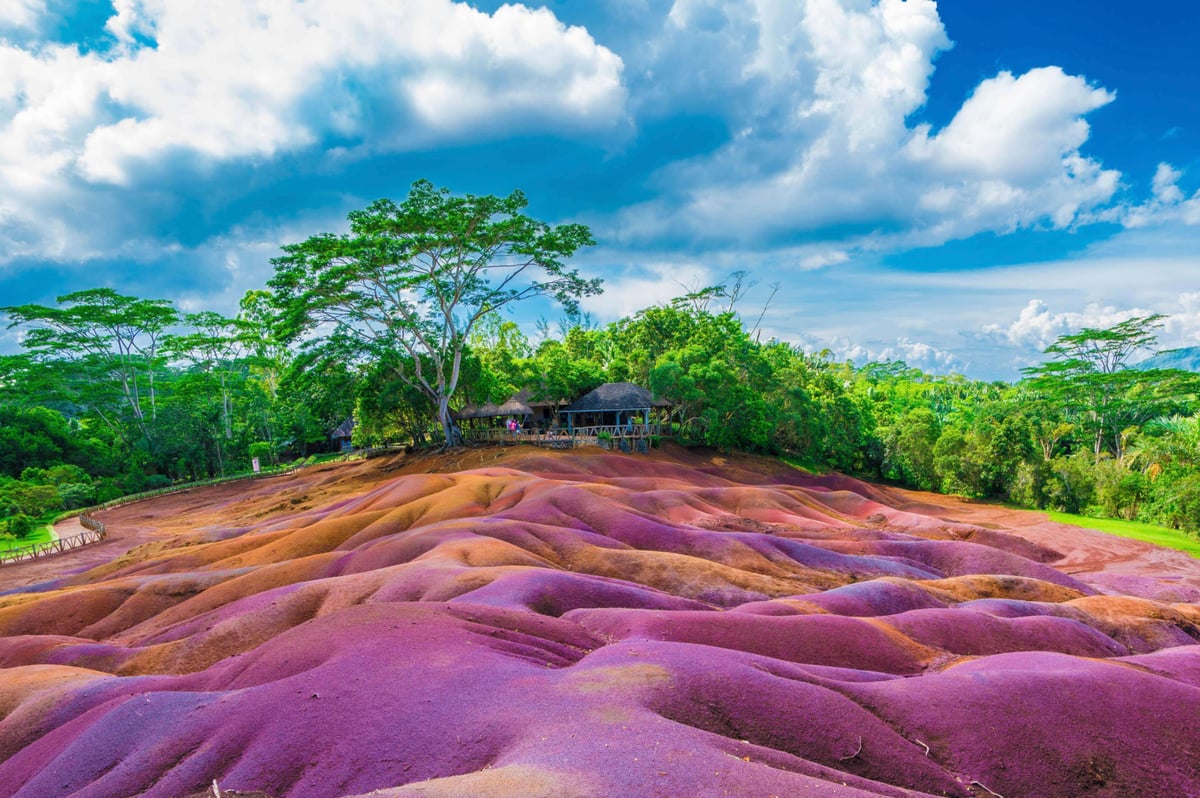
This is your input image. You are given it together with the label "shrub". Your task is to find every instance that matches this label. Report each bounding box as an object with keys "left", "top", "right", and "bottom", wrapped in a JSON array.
[
  {"left": 45, "top": 465, "right": 91, "bottom": 486},
  {"left": 95, "top": 481, "right": 125, "bottom": 504},
  {"left": 6, "top": 514, "right": 34, "bottom": 538},
  {"left": 1156, "top": 473, "right": 1200, "bottom": 534},
  {"left": 248, "top": 441, "right": 275, "bottom": 466},
  {"left": 1044, "top": 453, "right": 1097, "bottom": 514},
  {"left": 1093, "top": 460, "right": 1145, "bottom": 520},
  {"left": 144, "top": 475, "right": 173, "bottom": 491},
  {"left": 1009, "top": 461, "right": 1051, "bottom": 509},
  {"left": 57, "top": 482, "right": 97, "bottom": 510}
]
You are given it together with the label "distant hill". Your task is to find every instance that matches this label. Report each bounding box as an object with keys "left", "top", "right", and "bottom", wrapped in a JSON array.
[{"left": 1139, "top": 346, "right": 1200, "bottom": 372}]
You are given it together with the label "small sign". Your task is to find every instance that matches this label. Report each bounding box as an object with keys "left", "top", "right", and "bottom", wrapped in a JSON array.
[{"left": 252, "top": 457, "right": 261, "bottom": 474}]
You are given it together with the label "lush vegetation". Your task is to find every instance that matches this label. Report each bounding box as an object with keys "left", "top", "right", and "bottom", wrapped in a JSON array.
[{"left": 3, "top": 180, "right": 1200, "bottom": 546}]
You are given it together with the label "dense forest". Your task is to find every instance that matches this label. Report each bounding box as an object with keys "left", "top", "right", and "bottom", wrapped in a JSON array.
[{"left": 3, "top": 182, "right": 1200, "bottom": 543}]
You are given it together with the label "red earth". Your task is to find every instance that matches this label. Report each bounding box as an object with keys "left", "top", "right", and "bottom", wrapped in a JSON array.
[{"left": 0, "top": 444, "right": 1197, "bottom": 797}]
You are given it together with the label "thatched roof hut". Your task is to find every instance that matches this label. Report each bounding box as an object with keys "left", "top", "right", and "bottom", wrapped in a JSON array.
[
  {"left": 456, "top": 398, "right": 532, "bottom": 421},
  {"left": 561, "top": 382, "right": 671, "bottom": 432},
  {"left": 562, "top": 382, "right": 670, "bottom": 414},
  {"left": 496, "top": 397, "right": 535, "bottom": 416}
]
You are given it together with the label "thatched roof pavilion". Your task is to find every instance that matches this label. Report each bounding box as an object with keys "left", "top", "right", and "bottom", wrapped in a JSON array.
[
  {"left": 561, "top": 382, "right": 670, "bottom": 432},
  {"left": 456, "top": 398, "right": 533, "bottom": 422},
  {"left": 563, "top": 382, "right": 669, "bottom": 414}
]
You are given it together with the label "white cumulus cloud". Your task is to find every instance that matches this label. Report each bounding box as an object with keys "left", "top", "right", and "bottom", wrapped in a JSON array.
[
  {"left": 614, "top": 0, "right": 1121, "bottom": 257},
  {"left": 802, "top": 333, "right": 963, "bottom": 374},
  {"left": 0, "top": 0, "right": 41, "bottom": 32},
  {"left": 981, "top": 299, "right": 1154, "bottom": 352},
  {"left": 0, "top": 0, "right": 627, "bottom": 260},
  {"left": 1117, "top": 162, "right": 1200, "bottom": 229}
]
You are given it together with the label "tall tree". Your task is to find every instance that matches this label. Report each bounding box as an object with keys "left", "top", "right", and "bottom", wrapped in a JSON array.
[
  {"left": 2, "top": 289, "right": 178, "bottom": 449},
  {"left": 269, "top": 179, "right": 600, "bottom": 447},
  {"left": 166, "top": 312, "right": 244, "bottom": 441},
  {"left": 1022, "top": 314, "right": 1161, "bottom": 458}
]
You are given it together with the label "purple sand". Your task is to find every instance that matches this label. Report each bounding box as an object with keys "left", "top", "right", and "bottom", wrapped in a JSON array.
[{"left": 0, "top": 451, "right": 1197, "bottom": 797}]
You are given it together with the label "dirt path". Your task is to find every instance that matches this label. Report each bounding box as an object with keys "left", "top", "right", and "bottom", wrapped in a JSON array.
[{"left": 0, "top": 455, "right": 407, "bottom": 594}]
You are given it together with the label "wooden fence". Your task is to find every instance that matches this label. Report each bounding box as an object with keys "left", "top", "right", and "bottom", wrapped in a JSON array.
[
  {"left": 0, "top": 514, "right": 106, "bottom": 566},
  {"left": 0, "top": 465, "right": 304, "bottom": 568},
  {"left": 463, "top": 423, "right": 669, "bottom": 450}
]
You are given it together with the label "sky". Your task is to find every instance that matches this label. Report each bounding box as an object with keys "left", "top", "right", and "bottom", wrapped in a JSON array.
[{"left": 1, "top": 0, "right": 1198, "bottom": 380}]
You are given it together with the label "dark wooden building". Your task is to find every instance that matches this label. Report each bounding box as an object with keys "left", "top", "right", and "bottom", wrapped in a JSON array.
[{"left": 561, "top": 382, "right": 671, "bottom": 433}]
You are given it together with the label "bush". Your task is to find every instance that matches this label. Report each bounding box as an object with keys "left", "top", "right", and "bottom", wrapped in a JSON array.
[
  {"left": 248, "top": 441, "right": 276, "bottom": 467},
  {"left": 1154, "top": 473, "right": 1200, "bottom": 534},
  {"left": 0, "top": 482, "right": 61, "bottom": 517},
  {"left": 1010, "top": 461, "right": 1051, "bottom": 509},
  {"left": 1093, "top": 460, "right": 1145, "bottom": 520},
  {"left": 144, "top": 475, "right": 173, "bottom": 491},
  {"left": 6, "top": 514, "right": 34, "bottom": 538},
  {"left": 56, "top": 482, "right": 97, "bottom": 510},
  {"left": 95, "top": 481, "right": 125, "bottom": 504},
  {"left": 1044, "top": 453, "right": 1097, "bottom": 514},
  {"left": 45, "top": 464, "right": 91, "bottom": 486}
]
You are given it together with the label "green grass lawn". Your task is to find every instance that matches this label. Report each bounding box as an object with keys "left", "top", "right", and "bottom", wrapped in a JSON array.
[
  {"left": 0, "top": 522, "right": 55, "bottom": 555},
  {"left": 1044, "top": 510, "right": 1200, "bottom": 558}
]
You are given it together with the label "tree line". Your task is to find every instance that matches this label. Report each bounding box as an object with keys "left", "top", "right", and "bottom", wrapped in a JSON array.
[{"left": 2, "top": 180, "right": 1199, "bottom": 541}]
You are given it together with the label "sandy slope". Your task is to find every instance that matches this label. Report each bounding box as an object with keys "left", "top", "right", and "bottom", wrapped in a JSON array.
[{"left": 0, "top": 445, "right": 1197, "bottom": 798}]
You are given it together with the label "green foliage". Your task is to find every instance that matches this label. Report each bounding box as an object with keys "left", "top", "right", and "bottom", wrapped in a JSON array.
[
  {"left": 1023, "top": 314, "right": 1198, "bottom": 458},
  {"left": 933, "top": 425, "right": 981, "bottom": 495},
  {"left": 56, "top": 482, "right": 97, "bottom": 510},
  {"left": 882, "top": 408, "right": 940, "bottom": 490},
  {"left": 0, "top": 481, "right": 60, "bottom": 517},
  {"left": 145, "top": 475, "right": 173, "bottom": 491},
  {"left": 2, "top": 288, "right": 179, "bottom": 451},
  {"left": 248, "top": 441, "right": 276, "bottom": 465},
  {"left": 641, "top": 310, "right": 774, "bottom": 452},
  {"left": 268, "top": 179, "right": 600, "bottom": 447},
  {"left": 1, "top": 206, "right": 1199, "bottom": 542},
  {"left": 1009, "top": 461, "right": 1051, "bottom": 509},
  {"left": 5, "top": 514, "right": 34, "bottom": 538},
  {"left": 0, "top": 406, "right": 110, "bottom": 478},
  {"left": 1091, "top": 459, "right": 1146, "bottom": 520},
  {"left": 1044, "top": 452, "right": 1098, "bottom": 514}
]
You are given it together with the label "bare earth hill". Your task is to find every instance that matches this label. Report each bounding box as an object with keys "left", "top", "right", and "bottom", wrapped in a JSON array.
[{"left": 1, "top": 445, "right": 1198, "bottom": 797}]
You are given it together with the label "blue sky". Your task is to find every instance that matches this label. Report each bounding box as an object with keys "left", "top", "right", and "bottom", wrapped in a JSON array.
[{"left": 1, "top": 0, "right": 1198, "bottom": 379}]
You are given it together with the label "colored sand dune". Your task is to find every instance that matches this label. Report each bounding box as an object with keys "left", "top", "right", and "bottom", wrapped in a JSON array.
[{"left": 1, "top": 446, "right": 1198, "bottom": 797}]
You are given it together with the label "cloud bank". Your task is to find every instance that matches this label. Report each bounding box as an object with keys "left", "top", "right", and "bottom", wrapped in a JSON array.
[{"left": 0, "top": 0, "right": 625, "bottom": 261}]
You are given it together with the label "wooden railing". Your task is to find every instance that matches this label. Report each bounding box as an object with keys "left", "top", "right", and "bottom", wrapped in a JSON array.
[
  {"left": 0, "top": 465, "right": 305, "bottom": 568},
  {"left": 0, "top": 514, "right": 106, "bottom": 565},
  {"left": 463, "top": 423, "right": 670, "bottom": 448}
]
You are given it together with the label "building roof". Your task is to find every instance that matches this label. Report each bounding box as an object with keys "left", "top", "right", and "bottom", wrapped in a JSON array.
[
  {"left": 512, "top": 388, "right": 561, "bottom": 408},
  {"left": 331, "top": 418, "right": 356, "bottom": 438},
  {"left": 456, "top": 402, "right": 501, "bottom": 420},
  {"left": 496, "top": 398, "right": 534, "bottom": 416},
  {"left": 456, "top": 398, "right": 533, "bottom": 419},
  {"left": 562, "top": 382, "right": 670, "bottom": 414}
]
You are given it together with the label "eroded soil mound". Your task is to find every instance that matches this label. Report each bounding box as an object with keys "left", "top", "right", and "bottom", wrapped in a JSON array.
[{"left": 1, "top": 446, "right": 1198, "bottom": 797}]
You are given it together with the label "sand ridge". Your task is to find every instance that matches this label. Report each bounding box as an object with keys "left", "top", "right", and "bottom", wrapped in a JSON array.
[{"left": 0, "top": 444, "right": 1197, "bottom": 797}]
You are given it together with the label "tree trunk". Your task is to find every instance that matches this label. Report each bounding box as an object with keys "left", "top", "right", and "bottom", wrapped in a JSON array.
[{"left": 437, "top": 396, "right": 464, "bottom": 448}]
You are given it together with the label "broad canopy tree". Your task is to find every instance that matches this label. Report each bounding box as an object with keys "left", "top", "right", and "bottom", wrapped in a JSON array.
[
  {"left": 269, "top": 180, "right": 600, "bottom": 447},
  {"left": 1023, "top": 314, "right": 1199, "bottom": 459},
  {"left": 2, "top": 288, "right": 178, "bottom": 450}
]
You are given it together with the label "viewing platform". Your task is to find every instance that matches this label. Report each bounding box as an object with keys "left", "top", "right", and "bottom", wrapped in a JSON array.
[{"left": 463, "top": 423, "right": 670, "bottom": 452}]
